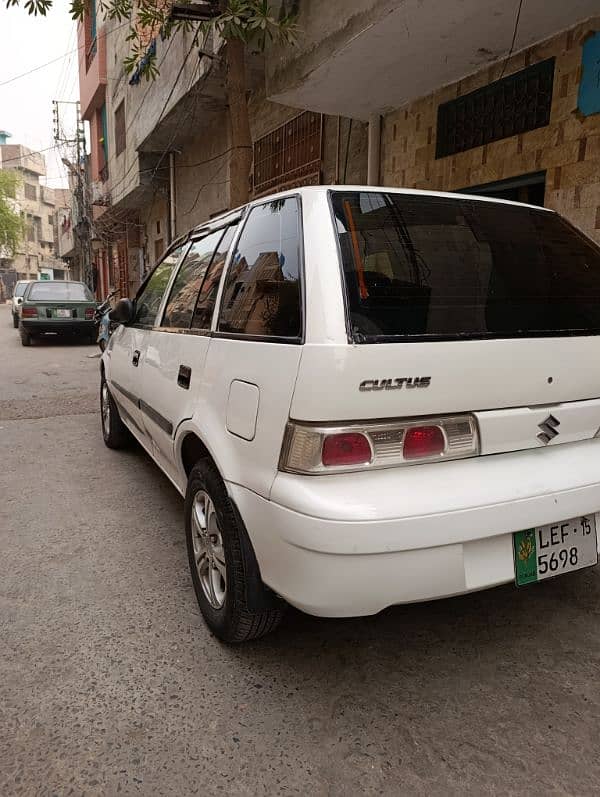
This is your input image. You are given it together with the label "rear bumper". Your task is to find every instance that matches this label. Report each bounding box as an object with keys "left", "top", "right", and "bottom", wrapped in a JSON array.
[
  {"left": 229, "top": 439, "right": 600, "bottom": 617},
  {"left": 21, "top": 320, "right": 95, "bottom": 335}
]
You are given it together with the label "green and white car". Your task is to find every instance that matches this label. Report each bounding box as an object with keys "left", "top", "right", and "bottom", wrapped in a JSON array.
[{"left": 19, "top": 280, "right": 97, "bottom": 347}]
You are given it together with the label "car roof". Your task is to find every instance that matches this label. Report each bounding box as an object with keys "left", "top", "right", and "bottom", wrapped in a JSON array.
[{"left": 187, "top": 183, "right": 553, "bottom": 236}]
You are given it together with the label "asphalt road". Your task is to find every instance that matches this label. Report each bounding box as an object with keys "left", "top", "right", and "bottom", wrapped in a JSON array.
[{"left": 2, "top": 302, "right": 600, "bottom": 796}]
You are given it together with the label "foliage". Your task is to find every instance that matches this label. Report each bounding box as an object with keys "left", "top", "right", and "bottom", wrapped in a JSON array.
[
  {"left": 7, "top": 0, "right": 299, "bottom": 81},
  {"left": 0, "top": 171, "right": 23, "bottom": 257}
]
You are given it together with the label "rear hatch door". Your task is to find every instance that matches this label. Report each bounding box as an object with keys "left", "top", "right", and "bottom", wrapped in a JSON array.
[{"left": 292, "top": 191, "right": 600, "bottom": 455}]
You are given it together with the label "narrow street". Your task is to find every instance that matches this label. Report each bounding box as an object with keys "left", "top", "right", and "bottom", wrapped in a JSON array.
[{"left": 2, "top": 301, "right": 600, "bottom": 796}]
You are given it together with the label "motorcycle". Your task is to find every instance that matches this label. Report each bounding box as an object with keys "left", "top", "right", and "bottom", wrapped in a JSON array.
[{"left": 95, "top": 289, "right": 119, "bottom": 352}]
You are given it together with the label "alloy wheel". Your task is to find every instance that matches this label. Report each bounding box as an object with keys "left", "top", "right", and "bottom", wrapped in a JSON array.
[
  {"left": 101, "top": 382, "right": 110, "bottom": 434},
  {"left": 191, "top": 490, "right": 227, "bottom": 609}
]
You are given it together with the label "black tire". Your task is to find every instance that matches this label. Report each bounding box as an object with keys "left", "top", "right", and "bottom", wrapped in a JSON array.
[
  {"left": 100, "top": 375, "right": 130, "bottom": 449},
  {"left": 20, "top": 326, "right": 31, "bottom": 346},
  {"left": 12, "top": 313, "right": 18, "bottom": 329},
  {"left": 185, "top": 459, "right": 285, "bottom": 643}
]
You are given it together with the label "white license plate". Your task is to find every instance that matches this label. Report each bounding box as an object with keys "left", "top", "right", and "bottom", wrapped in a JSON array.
[
  {"left": 55, "top": 308, "right": 71, "bottom": 318},
  {"left": 514, "top": 515, "right": 598, "bottom": 586}
]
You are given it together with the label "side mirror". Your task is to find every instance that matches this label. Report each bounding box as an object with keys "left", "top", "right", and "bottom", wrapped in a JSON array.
[{"left": 109, "top": 298, "right": 135, "bottom": 324}]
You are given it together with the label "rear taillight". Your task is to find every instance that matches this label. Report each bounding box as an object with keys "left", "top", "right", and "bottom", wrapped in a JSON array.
[
  {"left": 322, "top": 433, "right": 372, "bottom": 467},
  {"left": 85, "top": 307, "right": 95, "bottom": 320},
  {"left": 21, "top": 306, "right": 37, "bottom": 318},
  {"left": 279, "top": 415, "right": 479, "bottom": 474},
  {"left": 403, "top": 426, "right": 445, "bottom": 460}
]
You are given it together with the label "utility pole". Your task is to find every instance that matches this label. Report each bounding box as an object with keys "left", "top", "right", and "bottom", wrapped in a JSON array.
[{"left": 53, "top": 100, "right": 94, "bottom": 291}]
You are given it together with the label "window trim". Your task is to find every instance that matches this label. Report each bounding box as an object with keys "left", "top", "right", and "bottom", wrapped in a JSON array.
[{"left": 214, "top": 194, "right": 306, "bottom": 344}]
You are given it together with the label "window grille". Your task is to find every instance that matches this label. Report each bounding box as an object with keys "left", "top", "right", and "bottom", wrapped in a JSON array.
[
  {"left": 436, "top": 58, "right": 555, "bottom": 159},
  {"left": 253, "top": 111, "right": 322, "bottom": 197}
]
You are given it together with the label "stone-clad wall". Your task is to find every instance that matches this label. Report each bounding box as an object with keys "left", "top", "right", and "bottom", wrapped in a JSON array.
[{"left": 381, "top": 17, "right": 600, "bottom": 243}]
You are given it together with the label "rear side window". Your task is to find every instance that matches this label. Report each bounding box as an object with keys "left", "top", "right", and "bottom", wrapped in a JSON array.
[
  {"left": 134, "top": 246, "right": 183, "bottom": 327},
  {"left": 217, "top": 198, "right": 302, "bottom": 339},
  {"left": 331, "top": 191, "right": 600, "bottom": 342},
  {"left": 191, "top": 225, "right": 237, "bottom": 330},
  {"left": 161, "top": 231, "right": 223, "bottom": 329},
  {"left": 14, "top": 283, "right": 29, "bottom": 297}
]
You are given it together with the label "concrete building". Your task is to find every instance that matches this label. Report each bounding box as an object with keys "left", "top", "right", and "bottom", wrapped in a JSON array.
[
  {"left": 269, "top": 0, "right": 600, "bottom": 240},
  {"left": 0, "top": 135, "right": 70, "bottom": 296},
  {"left": 77, "top": 2, "right": 367, "bottom": 298},
  {"left": 77, "top": 1, "right": 600, "bottom": 300}
]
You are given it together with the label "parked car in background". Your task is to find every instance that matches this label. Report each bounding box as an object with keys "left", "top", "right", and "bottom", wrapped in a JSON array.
[
  {"left": 99, "top": 186, "right": 600, "bottom": 643},
  {"left": 19, "top": 280, "right": 97, "bottom": 346},
  {"left": 11, "top": 280, "right": 33, "bottom": 328}
]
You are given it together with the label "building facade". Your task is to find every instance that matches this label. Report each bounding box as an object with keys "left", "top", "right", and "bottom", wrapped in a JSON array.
[
  {"left": 0, "top": 137, "right": 74, "bottom": 297},
  {"left": 77, "top": 1, "right": 600, "bottom": 301}
]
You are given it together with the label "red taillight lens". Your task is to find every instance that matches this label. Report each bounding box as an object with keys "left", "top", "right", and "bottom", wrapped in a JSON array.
[
  {"left": 85, "top": 307, "right": 95, "bottom": 320},
  {"left": 403, "top": 425, "right": 445, "bottom": 460},
  {"left": 21, "top": 306, "right": 37, "bottom": 318},
  {"left": 322, "top": 432, "right": 372, "bottom": 467}
]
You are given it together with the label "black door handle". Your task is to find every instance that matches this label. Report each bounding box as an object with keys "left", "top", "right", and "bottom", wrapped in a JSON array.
[
  {"left": 132, "top": 349, "right": 140, "bottom": 367},
  {"left": 178, "top": 365, "right": 191, "bottom": 389}
]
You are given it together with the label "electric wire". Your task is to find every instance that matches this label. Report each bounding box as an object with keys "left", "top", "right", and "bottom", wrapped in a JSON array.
[{"left": 498, "top": 0, "right": 525, "bottom": 80}]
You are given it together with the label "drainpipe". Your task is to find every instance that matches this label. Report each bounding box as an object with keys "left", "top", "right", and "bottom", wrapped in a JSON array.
[
  {"left": 169, "top": 152, "right": 176, "bottom": 243},
  {"left": 367, "top": 114, "right": 381, "bottom": 186}
]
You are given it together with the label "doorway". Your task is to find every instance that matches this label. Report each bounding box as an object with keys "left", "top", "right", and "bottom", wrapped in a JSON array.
[{"left": 459, "top": 171, "right": 546, "bottom": 207}]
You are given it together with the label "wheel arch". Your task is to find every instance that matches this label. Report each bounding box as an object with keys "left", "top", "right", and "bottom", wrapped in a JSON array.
[
  {"left": 176, "top": 424, "right": 223, "bottom": 483},
  {"left": 178, "top": 426, "right": 278, "bottom": 611}
]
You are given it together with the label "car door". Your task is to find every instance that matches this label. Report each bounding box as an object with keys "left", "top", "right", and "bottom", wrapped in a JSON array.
[
  {"left": 139, "top": 225, "right": 239, "bottom": 483},
  {"left": 107, "top": 245, "right": 186, "bottom": 439},
  {"left": 195, "top": 196, "right": 305, "bottom": 497}
]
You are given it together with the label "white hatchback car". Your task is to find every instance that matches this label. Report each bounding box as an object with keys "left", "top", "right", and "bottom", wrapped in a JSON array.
[
  {"left": 101, "top": 186, "right": 600, "bottom": 642},
  {"left": 11, "top": 280, "right": 32, "bottom": 328}
]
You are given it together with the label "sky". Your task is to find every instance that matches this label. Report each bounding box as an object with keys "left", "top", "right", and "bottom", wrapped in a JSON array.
[{"left": 0, "top": 0, "right": 79, "bottom": 188}]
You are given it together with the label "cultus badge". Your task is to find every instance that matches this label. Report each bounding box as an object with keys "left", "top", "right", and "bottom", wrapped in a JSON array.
[{"left": 359, "top": 377, "right": 432, "bottom": 392}]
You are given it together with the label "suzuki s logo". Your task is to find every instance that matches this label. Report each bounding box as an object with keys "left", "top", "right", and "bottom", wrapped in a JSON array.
[
  {"left": 359, "top": 377, "right": 431, "bottom": 392},
  {"left": 537, "top": 414, "right": 560, "bottom": 445}
]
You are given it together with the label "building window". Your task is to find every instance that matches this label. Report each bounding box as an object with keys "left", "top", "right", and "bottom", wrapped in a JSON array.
[
  {"left": 85, "top": 0, "right": 97, "bottom": 71},
  {"left": 436, "top": 58, "right": 555, "bottom": 159},
  {"left": 253, "top": 111, "right": 322, "bottom": 198},
  {"left": 99, "top": 104, "right": 109, "bottom": 182},
  {"left": 24, "top": 183, "right": 37, "bottom": 201},
  {"left": 48, "top": 214, "right": 53, "bottom": 226},
  {"left": 115, "top": 101, "right": 126, "bottom": 157}
]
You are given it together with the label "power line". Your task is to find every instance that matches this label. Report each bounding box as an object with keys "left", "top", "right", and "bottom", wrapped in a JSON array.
[
  {"left": 104, "top": 29, "right": 202, "bottom": 200},
  {"left": 0, "top": 20, "right": 130, "bottom": 88},
  {"left": 0, "top": 143, "right": 62, "bottom": 166},
  {"left": 498, "top": 0, "right": 525, "bottom": 81}
]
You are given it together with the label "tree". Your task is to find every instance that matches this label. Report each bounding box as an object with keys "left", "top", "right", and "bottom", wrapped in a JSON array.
[
  {"left": 8, "top": 0, "right": 298, "bottom": 208},
  {"left": 0, "top": 170, "right": 23, "bottom": 258}
]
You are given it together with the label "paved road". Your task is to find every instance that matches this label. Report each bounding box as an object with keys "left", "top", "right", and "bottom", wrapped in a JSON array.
[{"left": 2, "top": 302, "right": 600, "bottom": 796}]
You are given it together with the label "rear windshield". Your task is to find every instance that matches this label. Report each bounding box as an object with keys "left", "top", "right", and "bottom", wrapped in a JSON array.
[
  {"left": 28, "top": 282, "right": 93, "bottom": 302},
  {"left": 331, "top": 191, "right": 600, "bottom": 342},
  {"left": 14, "top": 282, "right": 29, "bottom": 297}
]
